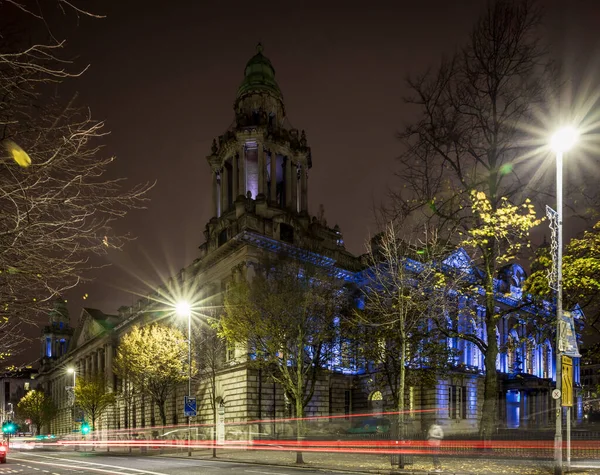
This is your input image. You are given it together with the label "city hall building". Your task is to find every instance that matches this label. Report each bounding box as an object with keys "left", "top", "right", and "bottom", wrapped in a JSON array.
[{"left": 36, "top": 45, "right": 582, "bottom": 439}]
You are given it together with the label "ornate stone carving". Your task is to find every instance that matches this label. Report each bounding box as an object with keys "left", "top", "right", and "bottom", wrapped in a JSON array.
[{"left": 300, "top": 130, "right": 307, "bottom": 147}]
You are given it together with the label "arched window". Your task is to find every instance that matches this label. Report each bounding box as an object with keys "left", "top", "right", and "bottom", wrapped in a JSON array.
[
  {"left": 369, "top": 390, "right": 384, "bottom": 414},
  {"left": 370, "top": 390, "right": 382, "bottom": 401}
]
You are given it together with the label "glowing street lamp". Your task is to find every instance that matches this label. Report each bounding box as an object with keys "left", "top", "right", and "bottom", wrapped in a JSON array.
[
  {"left": 550, "top": 126, "right": 578, "bottom": 155},
  {"left": 67, "top": 367, "right": 76, "bottom": 388},
  {"left": 175, "top": 301, "right": 192, "bottom": 457},
  {"left": 550, "top": 125, "right": 578, "bottom": 475}
]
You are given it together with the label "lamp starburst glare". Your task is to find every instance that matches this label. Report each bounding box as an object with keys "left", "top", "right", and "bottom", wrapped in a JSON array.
[
  {"left": 175, "top": 301, "right": 191, "bottom": 317},
  {"left": 550, "top": 126, "right": 578, "bottom": 153}
]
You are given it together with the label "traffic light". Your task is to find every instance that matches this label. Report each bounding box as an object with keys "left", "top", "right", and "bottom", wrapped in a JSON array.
[
  {"left": 1, "top": 421, "right": 16, "bottom": 434},
  {"left": 80, "top": 422, "right": 90, "bottom": 434}
]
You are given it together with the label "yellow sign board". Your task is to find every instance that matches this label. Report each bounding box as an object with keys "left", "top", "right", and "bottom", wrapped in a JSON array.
[{"left": 561, "top": 355, "right": 573, "bottom": 407}]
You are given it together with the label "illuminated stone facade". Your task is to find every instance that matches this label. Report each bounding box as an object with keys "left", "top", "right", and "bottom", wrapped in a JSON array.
[{"left": 36, "top": 45, "right": 582, "bottom": 438}]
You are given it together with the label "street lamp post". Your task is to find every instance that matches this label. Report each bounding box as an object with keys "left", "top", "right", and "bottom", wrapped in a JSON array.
[
  {"left": 67, "top": 367, "right": 77, "bottom": 435},
  {"left": 5, "top": 404, "right": 14, "bottom": 443},
  {"left": 67, "top": 367, "right": 76, "bottom": 389},
  {"left": 176, "top": 301, "right": 192, "bottom": 457},
  {"left": 550, "top": 126, "right": 577, "bottom": 475}
]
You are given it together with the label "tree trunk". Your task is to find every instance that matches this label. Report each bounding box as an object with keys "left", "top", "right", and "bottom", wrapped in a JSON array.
[
  {"left": 295, "top": 338, "right": 305, "bottom": 465},
  {"left": 258, "top": 368, "right": 263, "bottom": 437},
  {"left": 126, "top": 399, "right": 132, "bottom": 454},
  {"left": 295, "top": 397, "right": 304, "bottom": 464},
  {"left": 480, "top": 286, "right": 499, "bottom": 444},
  {"left": 212, "top": 377, "right": 217, "bottom": 458},
  {"left": 91, "top": 411, "right": 97, "bottom": 452},
  {"left": 158, "top": 400, "right": 167, "bottom": 428},
  {"left": 396, "top": 337, "right": 407, "bottom": 469}
]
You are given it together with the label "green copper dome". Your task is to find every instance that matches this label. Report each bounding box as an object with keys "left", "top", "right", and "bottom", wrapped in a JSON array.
[{"left": 236, "top": 43, "right": 283, "bottom": 102}]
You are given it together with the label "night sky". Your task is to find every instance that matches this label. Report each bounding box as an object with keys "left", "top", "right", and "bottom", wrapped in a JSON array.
[{"left": 14, "top": 0, "right": 600, "bottom": 363}]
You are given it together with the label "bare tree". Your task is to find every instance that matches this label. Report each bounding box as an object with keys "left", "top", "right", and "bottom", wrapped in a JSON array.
[
  {"left": 0, "top": 1, "right": 153, "bottom": 323},
  {"left": 393, "top": 0, "right": 550, "bottom": 438},
  {"left": 355, "top": 223, "right": 459, "bottom": 467},
  {"left": 0, "top": 318, "right": 26, "bottom": 361},
  {"left": 221, "top": 254, "right": 348, "bottom": 464}
]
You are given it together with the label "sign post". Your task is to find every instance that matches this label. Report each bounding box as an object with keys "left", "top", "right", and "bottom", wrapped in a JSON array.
[
  {"left": 217, "top": 404, "right": 225, "bottom": 446},
  {"left": 561, "top": 356, "right": 573, "bottom": 408},
  {"left": 561, "top": 355, "right": 573, "bottom": 469}
]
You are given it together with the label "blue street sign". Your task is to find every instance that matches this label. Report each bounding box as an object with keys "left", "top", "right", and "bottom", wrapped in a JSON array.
[{"left": 184, "top": 396, "right": 197, "bottom": 417}]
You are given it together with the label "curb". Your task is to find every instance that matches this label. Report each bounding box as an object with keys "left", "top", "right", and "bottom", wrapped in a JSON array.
[{"left": 153, "top": 453, "right": 480, "bottom": 475}]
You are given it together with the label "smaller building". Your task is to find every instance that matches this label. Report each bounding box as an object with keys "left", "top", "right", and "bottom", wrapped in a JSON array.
[
  {"left": 0, "top": 367, "right": 38, "bottom": 426},
  {"left": 579, "top": 345, "right": 600, "bottom": 420}
]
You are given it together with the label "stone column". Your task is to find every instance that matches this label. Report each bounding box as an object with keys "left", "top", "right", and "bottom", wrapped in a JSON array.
[
  {"left": 291, "top": 162, "right": 298, "bottom": 212},
  {"left": 285, "top": 157, "right": 292, "bottom": 209},
  {"left": 221, "top": 166, "right": 229, "bottom": 212},
  {"left": 100, "top": 348, "right": 105, "bottom": 373},
  {"left": 232, "top": 155, "right": 238, "bottom": 199},
  {"left": 270, "top": 151, "right": 277, "bottom": 202},
  {"left": 301, "top": 165, "right": 308, "bottom": 212},
  {"left": 105, "top": 344, "right": 114, "bottom": 390},
  {"left": 258, "top": 143, "right": 265, "bottom": 196},
  {"left": 239, "top": 144, "right": 246, "bottom": 198},
  {"left": 212, "top": 171, "right": 218, "bottom": 217}
]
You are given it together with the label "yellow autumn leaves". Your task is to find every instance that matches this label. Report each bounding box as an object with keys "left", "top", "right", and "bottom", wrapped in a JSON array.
[{"left": 463, "top": 190, "right": 542, "bottom": 265}]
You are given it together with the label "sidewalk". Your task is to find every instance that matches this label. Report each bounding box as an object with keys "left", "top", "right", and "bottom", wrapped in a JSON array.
[{"left": 155, "top": 447, "right": 600, "bottom": 475}]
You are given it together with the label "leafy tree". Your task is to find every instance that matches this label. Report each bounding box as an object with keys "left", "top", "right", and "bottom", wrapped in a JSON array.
[
  {"left": 0, "top": 1, "right": 153, "bottom": 324},
  {"left": 356, "top": 223, "right": 458, "bottom": 466},
  {"left": 74, "top": 374, "right": 116, "bottom": 431},
  {"left": 16, "top": 389, "right": 56, "bottom": 435},
  {"left": 221, "top": 254, "right": 346, "bottom": 464},
  {"left": 526, "top": 221, "right": 600, "bottom": 339},
  {"left": 393, "top": 0, "right": 549, "bottom": 438},
  {"left": 113, "top": 323, "right": 189, "bottom": 427}
]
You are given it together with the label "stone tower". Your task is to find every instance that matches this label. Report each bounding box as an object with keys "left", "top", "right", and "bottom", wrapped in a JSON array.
[
  {"left": 40, "top": 298, "right": 73, "bottom": 365},
  {"left": 194, "top": 45, "right": 359, "bottom": 425},
  {"left": 208, "top": 43, "right": 310, "bottom": 212},
  {"left": 202, "top": 44, "right": 331, "bottom": 258}
]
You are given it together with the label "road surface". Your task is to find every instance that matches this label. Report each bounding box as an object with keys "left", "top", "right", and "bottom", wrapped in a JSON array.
[{"left": 3, "top": 451, "right": 365, "bottom": 475}]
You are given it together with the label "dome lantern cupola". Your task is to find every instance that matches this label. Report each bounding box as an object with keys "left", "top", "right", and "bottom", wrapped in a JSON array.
[{"left": 234, "top": 43, "right": 285, "bottom": 122}]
